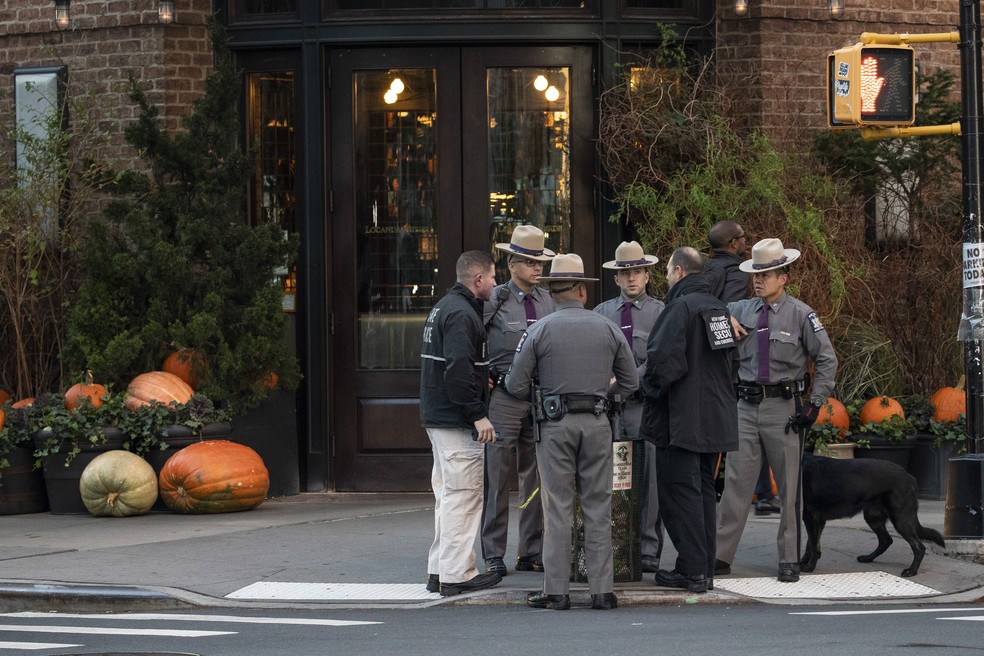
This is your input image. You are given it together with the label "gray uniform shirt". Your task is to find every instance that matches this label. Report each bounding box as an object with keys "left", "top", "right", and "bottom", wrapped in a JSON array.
[
  {"left": 505, "top": 300, "right": 639, "bottom": 399},
  {"left": 485, "top": 280, "right": 556, "bottom": 371},
  {"left": 593, "top": 293, "right": 665, "bottom": 379},
  {"left": 728, "top": 292, "right": 838, "bottom": 405}
]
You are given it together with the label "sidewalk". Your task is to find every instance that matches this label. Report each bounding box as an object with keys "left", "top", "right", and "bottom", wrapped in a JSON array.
[{"left": 0, "top": 494, "right": 981, "bottom": 612}]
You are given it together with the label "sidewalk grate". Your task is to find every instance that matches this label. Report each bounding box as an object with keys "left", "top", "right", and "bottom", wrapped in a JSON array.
[
  {"left": 713, "top": 571, "right": 940, "bottom": 599},
  {"left": 226, "top": 582, "right": 440, "bottom": 602}
]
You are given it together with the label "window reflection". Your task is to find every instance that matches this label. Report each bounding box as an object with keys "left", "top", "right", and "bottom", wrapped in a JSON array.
[
  {"left": 487, "top": 67, "right": 570, "bottom": 282},
  {"left": 355, "top": 69, "right": 438, "bottom": 369}
]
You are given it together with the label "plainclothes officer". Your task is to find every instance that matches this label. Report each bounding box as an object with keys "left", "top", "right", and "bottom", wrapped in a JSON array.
[
  {"left": 505, "top": 253, "right": 639, "bottom": 611},
  {"left": 420, "top": 250, "right": 503, "bottom": 597},
  {"left": 715, "top": 238, "right": 837, "bottom": 583},
  {"left": 641, "top": 246, "right": 738, "bottom": 594},
  {"left": 482, "top": 225, "right": 556, "bottom": 577},
  {"left": 593, "top": 241, "right": 665, "bottom": 573}
]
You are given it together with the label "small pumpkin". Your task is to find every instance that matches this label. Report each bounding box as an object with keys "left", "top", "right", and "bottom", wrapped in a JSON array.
[
  {"left": 65, "top": 370, "right": 107, "bottom": 411},
  {"left": 163, "top": 348, "right": 205, "bottom": 390},
  {"left": 126, "top": 371, "right": 194, "bottom": 411},
  {"left": 0, "top": 408, "right": 5, "bottom": 430},
  {"left": 815, "top": 397, "right": 850, "bottom": 438},
  {"left": 262, "top": 371, "right": 279, "bottom": 389},
  {"left": 158, "top": 440, "right": 269, "bottom": 514},
  {"left": 11, "top": 397, "right": 34, "bottom": 409},
  {"left": 859, "top": 395, "right": 905, "bottom": 425},
  {"left": 80, "top": 450, "right": 158, "bottom": 517},
  {"left": 931, "top": 375, "right": 966, "bottom": 423},
  {"left": 0, "top": 389, "right": 11, "bottom": 407}
]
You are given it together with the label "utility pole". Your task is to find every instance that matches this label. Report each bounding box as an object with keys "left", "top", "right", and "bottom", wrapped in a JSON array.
[{"left": 946, "top": 0, "right": 984, "bottom": 539}]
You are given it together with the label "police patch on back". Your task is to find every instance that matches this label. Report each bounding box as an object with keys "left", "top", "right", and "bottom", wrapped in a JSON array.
[{"left": 808, "top": 311, "right": 825, "bottom": 333}]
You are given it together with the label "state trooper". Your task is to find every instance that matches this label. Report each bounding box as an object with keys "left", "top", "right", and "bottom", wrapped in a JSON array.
[
  {"left": 715, "top": 238, "right": 838, "bottom": 583},
  {"left": 505, "top": 253, "right": 638, "bottom": 611},
  {"left": 482, "top": 225, "right": 556, "bottom": 577},
  {"left": 592, "top": 241, "right": 665, "bottom": 573}
]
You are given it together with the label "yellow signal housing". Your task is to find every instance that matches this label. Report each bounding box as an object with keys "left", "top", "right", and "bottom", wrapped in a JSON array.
[{"left": 827, "top": 43, "right": 916, "bottom": 127}]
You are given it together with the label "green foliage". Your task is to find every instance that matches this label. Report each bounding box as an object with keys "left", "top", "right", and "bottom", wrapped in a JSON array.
[
  {"left": 1, "top": 391, "right": 228, "bottom": 469},
  {"left": 64, "top": 19, "right": 300, "bottom": 413},
  {"left": 928, "top": 417, "right": 969, "bottom": 451}
]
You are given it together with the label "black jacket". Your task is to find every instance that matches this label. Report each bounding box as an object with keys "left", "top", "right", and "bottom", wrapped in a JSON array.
[
  {"left": 419, "top": 282, "right": 490, "bottom": 428},
  {"left": 705, "top": 250, "right": 750, "bottom": 303},
  {"left": 639, "top": 272, "right": 738, "bottom": 453}
]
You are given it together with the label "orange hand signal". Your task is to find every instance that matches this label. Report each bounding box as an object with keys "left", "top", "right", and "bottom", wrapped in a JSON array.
[{"left": 859, "top": 55, "right": 887, "bottom": 113}]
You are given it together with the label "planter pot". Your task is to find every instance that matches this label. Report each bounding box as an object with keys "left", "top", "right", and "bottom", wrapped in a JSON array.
[
  {"left": 0, "top": 445, "right": 49, "bottom": 514},
  {"left": 853, "top": 433, "right": 917, "bottom": 471},
  {"left": 816, "top": 442, "right": 856, "bottom": 460},
  {"left": 231, "top": 389, "right": 299, "bottom": 498},
  {"left": 143, "top": 422, "right": 232, "bottom": 511},
  {"left": 907, "top": 433, "right": 960, "bottom": 501},
  {"left": 34, "top": 428, "right": 125, "bottom": 515}
]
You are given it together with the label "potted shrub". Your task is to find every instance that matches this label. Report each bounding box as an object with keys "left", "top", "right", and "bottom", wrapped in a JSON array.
[{"left": 806, "top": 397, "right": 855, "bottom": 459}]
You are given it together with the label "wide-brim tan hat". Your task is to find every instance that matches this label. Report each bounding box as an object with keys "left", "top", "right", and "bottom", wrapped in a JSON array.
[
  {"left": 494, "top": 224, "right": 556, "bottom": 262},
  {"left": 602, "top": 241, "right": 659, "bottom": 270},
  {"left": 540, "top": 253, "right": 599, "bottom": 282},
  {"left": 739, "top": 238, "right": 801, "bottom": 273}
]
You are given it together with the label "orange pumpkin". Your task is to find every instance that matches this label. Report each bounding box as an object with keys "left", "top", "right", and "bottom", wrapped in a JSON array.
[
  {"left": 931, "top": 375, "right": 966, "bottom": 423},
  {"left": 163, "top": 349, "right": 204, "bottom": 389},
  {"left": 0, "top": 389, "right": 10, "bottom": 407},
  {"left": 815, "top": 397, "right": 850, "bottom": 437},
  {"left": 859, "top": 395, "right": 905, "bottom": 425},
  {"left": 125, "top": 371, "right": 194, "bottom": 411},
  {"left": 65, "top": 371, "right": 107, "bottom": 411},
  {"left": 11, "top": 397, "right": 34, "bottom": 409},
  {"left": 262, "top": 371, "right": 279, "bottom": 389},
  {"left": 158, "top": 440, "right": 270, "bottom": 514},
  {"left": 0, "top": 408, "right": 5, "bottom": 430}
]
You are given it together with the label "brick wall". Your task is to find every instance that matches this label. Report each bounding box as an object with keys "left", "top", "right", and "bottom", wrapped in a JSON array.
[
  {"left": 716, "top": 0, "right": 962, "bottom": 146},
  {"left": 0, "top": 0, "right": 212, "bottom": 170}
]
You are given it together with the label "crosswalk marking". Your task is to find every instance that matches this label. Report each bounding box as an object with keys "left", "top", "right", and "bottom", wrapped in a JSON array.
[
  {"left": 792, "top": 608, "right": 982, "bottom": 616},
  {"left": 2, "top": 612, "right": 381, "bottom": 627},
  {"left": 0, "top": 642, "right": 81, "bottom": 651},
  {"left": 0, "top": 624, "right": 233, "bottom": 637}
]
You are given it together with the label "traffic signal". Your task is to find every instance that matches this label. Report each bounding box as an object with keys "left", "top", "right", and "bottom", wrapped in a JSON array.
[{"left": 827, "top": 43, "right": 916, "bottom": 127}]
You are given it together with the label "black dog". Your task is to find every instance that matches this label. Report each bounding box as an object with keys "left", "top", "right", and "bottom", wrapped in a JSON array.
[{"left": 800, "top": 453, "right": 944, "bottom": 577}]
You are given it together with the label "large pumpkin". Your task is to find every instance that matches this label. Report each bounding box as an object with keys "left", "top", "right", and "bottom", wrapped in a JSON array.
[
  {"left": 860, "top": 395, "right": 905, "bottom": 425},
  {"left": 126, "top": 371, "right": 194, "bottom": 411},
  {"left": 163, "top": 349, "right": 204, "bottom": 390},
  {"left": 158, "top": 440, "right": 269, "bottom": 514},
  {"left": 80, "top": 450, "right": 158, "bottom": 517},
  {"left": 66, "top": 371, "right": 107, "bottom": 411},
  {"left": 0, "top": 408, "right": 5, "bottom": 430},
  {"left": 931, "top": 375, "right": 966, "bottom": 423},
  {"left": 815, "top": 397, "right": 850, "bottom": 438}
]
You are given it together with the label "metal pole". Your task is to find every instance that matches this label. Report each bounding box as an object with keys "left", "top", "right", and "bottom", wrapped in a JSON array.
[{"left": 946, "top": 0, "right": 984, "bottom": 540}]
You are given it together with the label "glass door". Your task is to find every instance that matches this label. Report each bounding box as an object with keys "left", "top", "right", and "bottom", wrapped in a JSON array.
[{"left": 330, "top": 46, "right": 593, "bottom": 491}]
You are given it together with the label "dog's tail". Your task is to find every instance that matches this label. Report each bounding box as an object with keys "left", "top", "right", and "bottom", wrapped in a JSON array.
[{"left": 918, "top": 525, "right": 945, "bottom": 547}]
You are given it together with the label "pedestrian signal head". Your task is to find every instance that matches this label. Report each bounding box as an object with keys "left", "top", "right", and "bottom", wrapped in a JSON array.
[{"left": 827, "top": 43, "right": 915, "bottom": 127}]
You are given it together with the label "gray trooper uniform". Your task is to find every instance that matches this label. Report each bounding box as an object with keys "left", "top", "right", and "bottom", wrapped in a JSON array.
[
  {"left": 482, "top": 280, "right": 556, "bottom": 566},
  {"left": 716, "top": 292, "right": 837, "bottom": 568},
  {"left": 593, "top": 293, "right": 665, "bottom": 564},
  {"left": 505, "top": 301, "right": 638, "bottom": 596}
]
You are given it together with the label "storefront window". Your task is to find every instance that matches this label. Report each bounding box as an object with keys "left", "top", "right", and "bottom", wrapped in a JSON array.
[
  {"left": 247, "top": 70, "right": 297, "bottom": 311},
  {"left": 241, "top": 0, "right": 298, "bottom": 14},
  {"left": 487, "top": 67, "right": 570, "bottom": 281},
  {"left": 334, "top": 1, "right": 585, "bottom": 9},
  {"left": 354, "top": 69, "right": 438, "bottom": 369}
]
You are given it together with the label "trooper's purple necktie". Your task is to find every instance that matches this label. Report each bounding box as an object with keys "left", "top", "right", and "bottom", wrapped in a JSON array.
[
  {"left": 756, "top": 304, "right": 771, "bottom": 383},
  {"left": 524, "top": 293, "right": 537, "bottom": 326},
  {"left": 620, "top": 302, "right": 633, "bottom": 345}
]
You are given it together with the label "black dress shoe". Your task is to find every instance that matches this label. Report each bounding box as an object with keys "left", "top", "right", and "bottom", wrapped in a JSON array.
[
  {"left": 641, "top": 555, "right": 660, "bottom": 573},
  {"left": 526, "top": 591, "right": 571, "bottom": 610},
  {"left": 713, "top": 559, "right": 732, "bottom": 575},
  {"left": 515, "top": 554, "right": 544, "bottom": 572},
  {"left": 426, "top": 574, "right": 440, "bottom": 593},
  {"left": 485, "top": 557, "right": 508, "bottom": 576},
  {"left": 654, "top": 569, "right": 708, "bottom": 593},
  {"left": 439, "top": 572, "right": 502, "bottom": 597},
  {"left": 777, "top": 562, "right": 800, "bottom": 583},
  {"left": 755, "top": 498, "right": 781, "bottom": 515},
  {"left": 591, "top": 592, "right": 618, "bottom": 610}
]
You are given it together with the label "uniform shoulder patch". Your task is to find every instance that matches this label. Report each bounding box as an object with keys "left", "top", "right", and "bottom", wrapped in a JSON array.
[
  {"left": 515, "top": 330, "right": 529, "bottom": 352},
  {"left": 808, "top": 311, "right": 825, "bottom": 333}
]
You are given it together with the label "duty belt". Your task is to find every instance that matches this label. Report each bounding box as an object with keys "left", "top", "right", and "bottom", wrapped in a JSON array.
[
  {"left": 540, "top": 393, "right": 610, "bottom": 420},
  {"left": 737, "top": 380, "right": 804, "bottom": 404}
]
